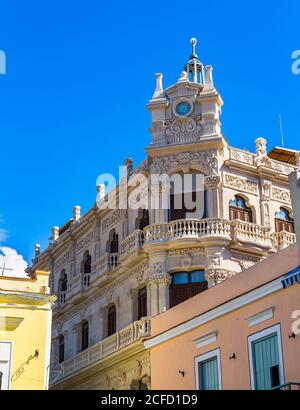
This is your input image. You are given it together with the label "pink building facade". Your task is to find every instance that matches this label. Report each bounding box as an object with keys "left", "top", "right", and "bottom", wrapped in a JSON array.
[{"left": 145, "top": 243, "right": 300, "bottom": 390}]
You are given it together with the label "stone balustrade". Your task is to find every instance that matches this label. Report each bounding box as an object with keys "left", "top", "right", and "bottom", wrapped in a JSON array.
[
  {"left": 92, "top": 253, "right": 119, "bottom": 280},
  {"left": 228, "top": 147, "right": 295, "bottom": 175},
  {"left": 144, "top": 218, "right": 232, "bottom": 243},
  {"left": 50, "top": 318, "right": 151, "bottom": 384},
  {"left": 58, "top": 291, "right": 66, "bottom": 306},
  {"left": 231, "top": 220, "right": 271, "bottom": 246},
  {"left": 271, "top": 231, "right": 296, "bottom": 250},
  {"left": 120, "top": 229, "right": 144, "bottom": 260},
  {"left": 144, "top": 218, "right": 273, "bottom": 248}
]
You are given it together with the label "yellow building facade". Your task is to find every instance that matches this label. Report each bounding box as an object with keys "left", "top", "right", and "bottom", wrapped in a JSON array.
[{"left": 0, "top": 270, "right": 56, "bottom": 390}]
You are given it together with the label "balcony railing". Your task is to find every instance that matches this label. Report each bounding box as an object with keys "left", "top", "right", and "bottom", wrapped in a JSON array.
[
  {"left": 231, "top": 220, "right": 271, "bottom": 246},
  {"left": 58, "top": 291, "right": 66, "bottom": 306},
  {"left": 144, "top": 218, "right": 232, "bottom": 243},
  {"left": 271, "top": 231, "right": 296, "bottom": 250},
  {"left": 143, "top": 218, "right": 274, "bottom": 248},
  {"left": 272, "top": 382, "right": 300, "bottom": 390},
  {"left": 120, "top": 229, "right": 144, "bottom": 260},
  {"left": 50, "top": 318, "right": 151, "bottom": 384},
  {"left": 92, "top": 252, "right": 119, "bottom": 280}
]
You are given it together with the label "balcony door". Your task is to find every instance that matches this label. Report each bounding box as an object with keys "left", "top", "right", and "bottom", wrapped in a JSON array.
[
  {"left": 138, "top": 287, "right": 147, "bottom": 320},
  {"left": 170, "top": 270, "right": 208, "bottom": 308},
  {"left": 229, "top": 195, "right": 253, "bottom": 222},
  {"left": 168, "top": 173, "right": 207, "bottom": 222},
  {"left": 275, "top": 208, "right": 294, "bottom": 233},
  {"left": 107, "top": 305, "right": 116, "bottom": 337}
]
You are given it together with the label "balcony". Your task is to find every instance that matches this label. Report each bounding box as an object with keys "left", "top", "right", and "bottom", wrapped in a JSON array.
[
  {"left": 120, "top": 229, "right": 144, "bottom": 261},
  {"left": 144, "top": 218, "right": 232, "bottom": 243},
  {"left": 91, "top": 252, "right": 119, "bottom": 282},
  {"left": 230, "top": 220, "right": 271, "bottom": 248},
  {"left": 50, "top": 318, "right": 151, "bottom": 385},
  {"left": 271, "top": 231, "right": 296, "bottom": 250},
  {"left": 60, "top": 273, "right": 91, "bottom": 305},
  {"left": 58, "top": 291, "right": 66, "bottom": 307},
  {"left": 143, "top": 218, "right": 273, "bottom": 251}
]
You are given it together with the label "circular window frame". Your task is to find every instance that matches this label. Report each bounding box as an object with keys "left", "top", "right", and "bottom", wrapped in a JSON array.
[{"left": 173, "top": 99, "right": 193, "bottom": 118}]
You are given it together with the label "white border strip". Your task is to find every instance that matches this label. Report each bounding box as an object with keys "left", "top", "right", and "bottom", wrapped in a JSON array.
[
  {"left": 144, "top": 277, "right": 283, "bottom": 349},
  {"left": 194, "top": 348, "right": 222, "bottom": 390},
  {"left": 248, "top": 324, "right": 285, "bottom": 389}
]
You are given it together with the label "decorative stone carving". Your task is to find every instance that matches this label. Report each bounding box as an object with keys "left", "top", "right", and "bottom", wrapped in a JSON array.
[
  {"left": 165, "top": 115, "right": 203, "bottom": 144},
  {"left": 263, "top": 202, "right": 271, "bottom": 227},
  {"left": 153, "top": 262, "right": 163, "bottom": 274},
  {"left": 204, "top": 175, "right": 222, "bottom": 189},
  {"left": 181, "top": 252, "right": 192, "bottom": 269},
  {"left": 272, "top": 187, "right": 291, "bottom": 203},
  {"left": 224, "top": 174, "right": 258, "bottom": 195},
  {"left": 106, "top": 288, "right": 114, "bottom": 304},
  {"left": 261, "top": 181, "right": 272, "bottom": 201},
  {"left": 229, "top": 148, "right": 254, "bottom": 165},
  {"left": 102, "top": 210, "right": 126, "bottom": 233},
  {"left": 55, "top": 251, "right": 70, "bottom": 270},
  {"left": 205, "top": 268, "right": 234, "bottom": 285},
  {"left": 150, "top": 150, "right": 218, "bottom": 176},
  {"left": 76, "top": 231, "right": 94, "bottom": 254},
  {"left": 254, "top": 138, "right": 273, "bottom": 167},
  {"left": 231, "top": 252, "right": 261, "bottom": 264},
  {"left": 148, "top": 273, "right": 172, "bottom": 285},
  {"left": 117, "top": 370, "right": 127, "bottom": 389}
]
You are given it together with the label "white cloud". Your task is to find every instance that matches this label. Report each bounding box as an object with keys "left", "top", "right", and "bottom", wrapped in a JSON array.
[
  {"left": 0, "top": 216, "right": 29, "bottom": 278},
  {"left": 0, "top": 246, "right": 28, "bottom": 277}
]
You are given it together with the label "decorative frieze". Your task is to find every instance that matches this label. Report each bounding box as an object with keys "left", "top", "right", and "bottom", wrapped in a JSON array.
[
  {"left": 76, "top": 231, "right": 94, "bottom": 254},
  {"left": 204, "top": 175, "right": 222, "bottom": 189},
  {"left": 229, "top": 148, "right": 254, "bottom": 165},
  {"left": 102, "top": 210, "right": 126, "bottom": 233},
  {"left": 55, "top": 251, "right": 70, "bottom": 270},
  {"left": 224, "top": 174, "right": 258, "bottom": 195},
  {"left": 150, "top": 150, "right": 219, "bottom": 176},
  {"left": 148, "top": 273, "right": 172, "bottom": 285},
  {"left": 272, "top": 187, "right": 291, "bottom": 203}
]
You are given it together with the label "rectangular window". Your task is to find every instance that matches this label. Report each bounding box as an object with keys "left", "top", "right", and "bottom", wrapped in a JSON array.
[
  {"left": 248, "top": 324, "right": 284, "bottom": 390},
  {"left": 0, "top": 341, "right": 12, "bottom": 390},
  {"left": 195, "top": 348, "right": 222, "bottom": 390}
]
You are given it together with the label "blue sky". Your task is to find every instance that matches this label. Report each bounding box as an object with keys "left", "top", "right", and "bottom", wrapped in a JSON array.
[{"left": 0, "top": 0, "right": 299, "bottom": 267}]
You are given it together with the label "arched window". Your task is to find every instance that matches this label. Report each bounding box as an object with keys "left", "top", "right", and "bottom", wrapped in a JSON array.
[
  {"left": 275, "top": 208, "right": 294, "bottom": 233},
  {"left": 138, "top": 287, "right": 147, "bottom": 320},
  {"left": 107, "top": 230, "right": 119, "bottom": 254},
  {"left": 81, "top": 250, "right": 91, "bottom": 273},
  {"left": 229, "top": 195, "right": 253, "bottom": 222},
  {"left": 136, "top": 209, "right": 149, "bottom": 230},
  {"left": 81, "top": 321, "right": 89, "bottom": 351},
  {"left": 107, "top": 305, "right": 116, "bottom": 337},
  {"left": 58, "top": 334, "right": 65, "bottom": 363},
  {"left": 169, "top": 173, "right": 207, "bottom": 221},
  {"left": 170, "top": 270, "right": 208, "bottom": 308},
  {"left": 59, "top": 269, "right": 67, "bottom": 292}
]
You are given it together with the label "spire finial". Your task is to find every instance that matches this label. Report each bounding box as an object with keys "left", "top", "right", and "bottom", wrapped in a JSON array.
[
  {"left": 184, "top": 37, "right": 205, "bottom": 84},
  {"left": 190, "top": 37, "right": 198, "bottom": 58}
]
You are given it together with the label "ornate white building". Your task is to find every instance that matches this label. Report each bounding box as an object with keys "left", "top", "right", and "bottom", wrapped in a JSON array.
[{"left": 31, "top": 39, "right": 298, "bottom": 390}]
